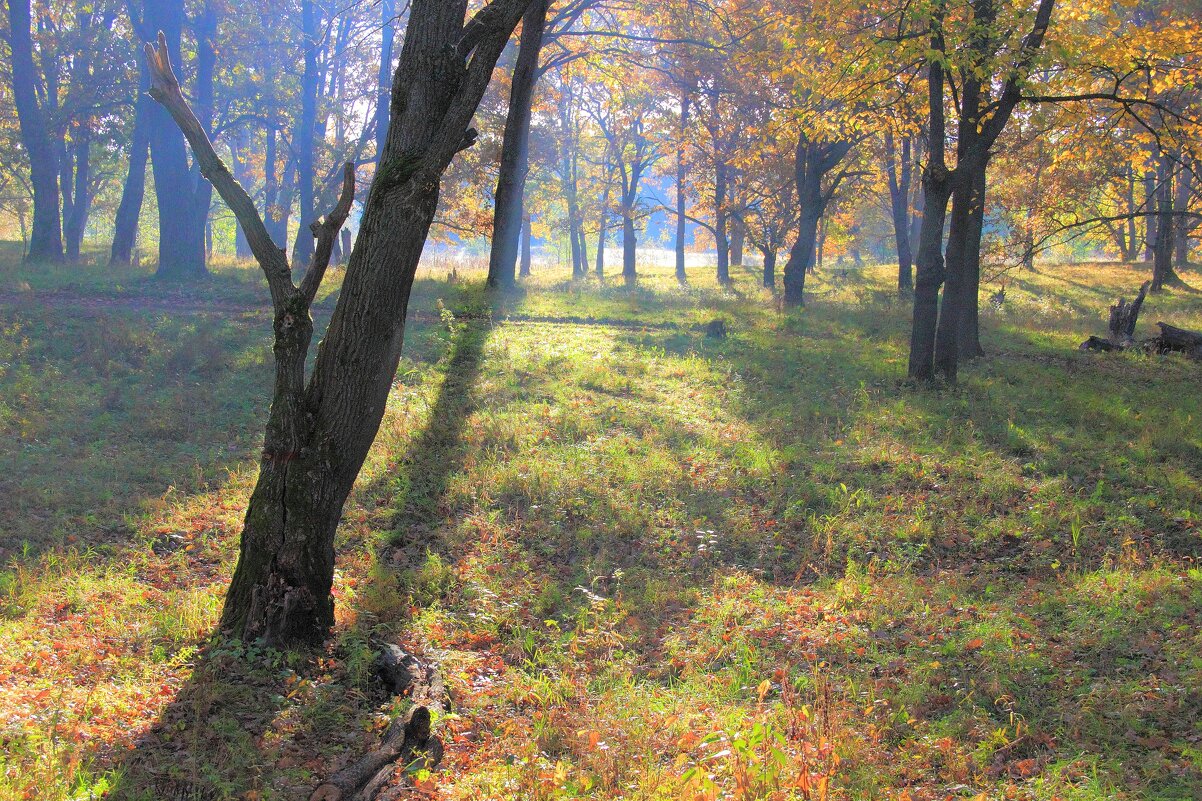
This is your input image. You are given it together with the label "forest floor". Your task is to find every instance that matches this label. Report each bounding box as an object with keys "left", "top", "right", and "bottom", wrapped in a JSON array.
[{"left": 1, "top": 243, "right": 1200, "bottom": 801}]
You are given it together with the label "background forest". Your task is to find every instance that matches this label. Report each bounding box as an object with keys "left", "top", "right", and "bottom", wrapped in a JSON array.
[{"left": 1, "top": 0, "right": 1201, "bottom": 799}]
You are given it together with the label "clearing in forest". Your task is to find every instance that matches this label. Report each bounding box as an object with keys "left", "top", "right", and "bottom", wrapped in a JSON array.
[{"left": 1, "top": 251, "right": 1200, "bottom": 801}]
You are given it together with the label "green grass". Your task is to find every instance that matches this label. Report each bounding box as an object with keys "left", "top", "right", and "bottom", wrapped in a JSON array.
[{"left": 1, "top": 245, "right": 1200, "bottom": 800}]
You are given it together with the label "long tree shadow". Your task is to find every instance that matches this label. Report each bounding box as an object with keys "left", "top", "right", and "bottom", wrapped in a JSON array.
[{"left": 382, "top": 315, "right": 494, "bottom": 557}]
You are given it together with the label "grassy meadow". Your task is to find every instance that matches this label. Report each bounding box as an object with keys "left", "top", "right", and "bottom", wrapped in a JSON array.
[{"left": 0, "top": 241, "right": 1200, "bottom": 800}]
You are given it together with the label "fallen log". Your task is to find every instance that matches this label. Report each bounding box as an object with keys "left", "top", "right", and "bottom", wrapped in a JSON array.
[
  {"left": 377, "top": 644, "right": 450, "bottom": 711},
  {"left": 1151, "top": 322, "right": 1202, "bottom": 359},
  {"left": 308, "top": 707, "right": 443, "bottom": 801},
  {"left": 309, "top": 646, "right": 451, "bottom": 801}
]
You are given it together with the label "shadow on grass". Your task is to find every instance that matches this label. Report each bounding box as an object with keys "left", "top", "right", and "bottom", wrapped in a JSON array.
[{"left": 384, "top": 315, "right": 494, "bottom": 554}]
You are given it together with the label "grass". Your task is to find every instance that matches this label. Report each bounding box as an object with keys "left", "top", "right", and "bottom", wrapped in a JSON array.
[{"left": 0, "top": 241, "right": 1200, "bottom": 800}]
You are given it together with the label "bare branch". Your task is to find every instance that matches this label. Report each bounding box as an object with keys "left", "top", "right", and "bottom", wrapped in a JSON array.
[{"left": 299, "top": 162, "right": 356, "bottom": 306}]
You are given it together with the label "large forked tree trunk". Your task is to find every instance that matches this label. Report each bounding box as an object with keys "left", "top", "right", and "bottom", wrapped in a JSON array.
[
  {"left": 912, "top": 0, "right": 1054, "bottom": 382},
  {"left": 6, "top": 0, "right": 63, "bottom": 261},
  {"left": 487, "top": 0, "right": 547, "bottom": 287},
  {"left": 145, "top": 0, "right": 533, "bottom": 646}
]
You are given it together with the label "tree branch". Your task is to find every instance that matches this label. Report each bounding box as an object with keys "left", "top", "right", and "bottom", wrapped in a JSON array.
[{"left": 300, "top": 161, "right": 356, "bottom": 306}]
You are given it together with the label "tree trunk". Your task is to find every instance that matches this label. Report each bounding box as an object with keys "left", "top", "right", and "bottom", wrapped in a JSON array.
[
  {"left": 714, "top": 158, "right": 730, "bottom": 285},
  {"left": 953, "top": 163, "right": 989, "bottom": 362},
  {"left": 782, "top": 213, "right": 818, "bottom": 306},
  {"left": 147, "top": 0, "right": 207, "bottom": 279},
  {"left": 933, "top": 159, "right": 980, "bottom": 382},
  {"left": 520, "top": 213, "right": 532, "bottom": 277},
  {"left": 730, "top": 214, "right": 745, "bottom": 269},
  {"left": 782, "top": 139, "right": 824, "bottom": 306},
  {"left": 885, "top": 131, "right": 913, "bottom": 293},
  {"left": 6, "top": 0, "right": 63, "bottom": 261},
  {"left": 63, "top": 131, "right": 91, "bottom": 260},
  {"left": 1174, "top": 157, "right": 1191, "bottom": 268},
  {"left": 1122, "top": 167, "right": 1139, "bottom": 261},
  {"left": 110, "top": 55, "right": 151, "bottom": 266},
  {"left": 761, "top": 246, "right": 776, "bottom": 288},
  {"left": 674, "top": 92, "right": 689, "bottom": 285},
  {"left": 595, "top": 160, "right": 609, "bottom": 278},
  {"left": 293, "top": 0, "right": 319, "bottom": 267},
  {"left": 375, "top": 0, "right": 395, "bottom": 161},
  {"left": 907, "top": 17, "right": 951, "bottom": 382},
  {"left": 1143, "top": 156, "right": 1157, "bottom": 262},
  {"left": 622, "top": 211, "right": 636, "bottom": 285},
  {"left": 487, "top": 0, "right": 547, "bottom": 287},
  {"left": 1151, "top": 156, "right": 1176, "bottom": 291}
]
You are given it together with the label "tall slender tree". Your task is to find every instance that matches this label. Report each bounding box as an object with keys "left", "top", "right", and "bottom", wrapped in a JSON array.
[{"left": 5, "top": 0, "right": 63, "bottom": 261}]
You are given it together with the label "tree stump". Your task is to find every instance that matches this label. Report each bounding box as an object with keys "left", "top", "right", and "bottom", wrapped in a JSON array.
[{"left": 1080, "top": 281, "right": 1149, "bottom": 352}]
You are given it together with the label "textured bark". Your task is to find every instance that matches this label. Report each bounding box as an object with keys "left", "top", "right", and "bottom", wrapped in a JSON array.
[
  {"left": 1153, "top": 322, "right": 1202, "bottom": 359},
  {"left": 147, "top": 0, "right": 532, "bottom": 645},
  {"left": 955, "top": 165, "right": 989, "bottom": 361},
  {"left": 915, "top": 0, "right": 1055, "bottom": 381},
  {"left": 308, "top": 708, "right": 443, "bottom": 801},
  {"left": 6, "top": 0, "right": 63, "bottom": 261},
  {"left": 487, "top": 0, "right": 547, "bottom": 287}
]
